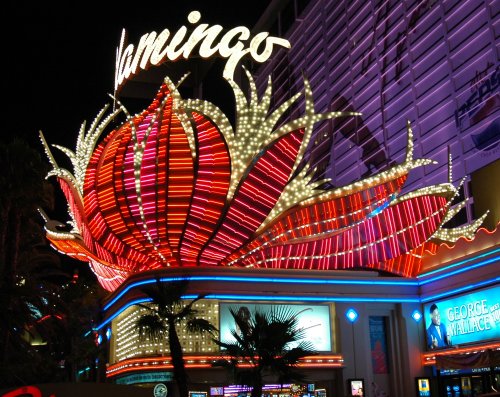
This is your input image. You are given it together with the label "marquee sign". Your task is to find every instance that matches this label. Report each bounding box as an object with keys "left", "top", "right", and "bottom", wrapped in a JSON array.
[{"left": 40, "top": 11, "right": 485, "bottom": 291}]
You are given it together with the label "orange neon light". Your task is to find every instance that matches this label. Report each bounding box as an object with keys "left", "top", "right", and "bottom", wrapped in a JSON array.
[
  {"left": 106, "top": 354, "right": 344, "bottom": 378},
  {"left": 421, "top": 342, "right": 500, "bottom": 366}
]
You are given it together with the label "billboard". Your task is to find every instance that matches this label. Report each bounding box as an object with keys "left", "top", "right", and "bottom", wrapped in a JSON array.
[
  {"left": 423, "top": 284, "right": 500, "bottom": 349},
  {"left": 219, "top": 303, "right": 331, "bottom": 351}
]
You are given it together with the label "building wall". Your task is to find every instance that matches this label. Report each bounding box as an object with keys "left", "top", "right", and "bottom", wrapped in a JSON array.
[
  {"left": 100, "top": 4, "right": 500, "bottom": 394},
  {"left": 108, "top": 297, "right": 430, "bottom": 396},
  {"left": 255, "top": 0, "right": 499, "bottom": 227},
  {"left": 103, "top": 266, "right": 434, "bottom": 396},
  {"left": 471, "top": 158, "right": 500, "bottom": 229},
  {"left": 102, "top": 238, "right": 500, "bottom": 396}
]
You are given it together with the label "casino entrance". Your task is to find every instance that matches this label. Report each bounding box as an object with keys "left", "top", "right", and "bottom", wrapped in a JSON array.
[{"left": 439, "top": 369, "right": 500, "bottom": 397}]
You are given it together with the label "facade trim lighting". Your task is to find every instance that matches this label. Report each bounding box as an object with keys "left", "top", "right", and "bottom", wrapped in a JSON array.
[
  {"left": 411, "top": 309, "right": 422, "bottom": 322},
  {"left": 345, "top": 308, "right": 359, "bottom": 323}
]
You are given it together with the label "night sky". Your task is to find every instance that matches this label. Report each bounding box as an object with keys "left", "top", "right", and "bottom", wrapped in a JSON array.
[
  {"left": 4, "top": 1, "right": 272, "bottom": 279},
  {"left": 4, "top": 1, "right": 272, "bottom": 149}
]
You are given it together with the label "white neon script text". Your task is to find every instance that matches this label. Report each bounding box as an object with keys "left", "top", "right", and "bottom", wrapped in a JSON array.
[{"left": 114, "top": 10, "right": 291, "bottom": 91}]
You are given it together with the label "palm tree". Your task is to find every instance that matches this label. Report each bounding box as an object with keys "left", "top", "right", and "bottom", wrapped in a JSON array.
[
  {"left": 135, "top": 277, "right": 217, "bottom": 397},
  {"left": 0, "top": 138, "right": 68, "bottom": 386},
  {"left": 213, "top": 306, "right": 317, "bottom": 397}
]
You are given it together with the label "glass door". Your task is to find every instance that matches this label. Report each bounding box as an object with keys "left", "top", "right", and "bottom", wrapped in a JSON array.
[{"left": 470, "top": 375, "right": 483, "bottom": 397}]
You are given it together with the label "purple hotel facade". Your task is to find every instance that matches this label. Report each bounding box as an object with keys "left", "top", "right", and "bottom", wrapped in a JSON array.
[
  {"left": 256, "top": 0, "right": 499, "bottom": 223},
  {"left": 249, "top": 0, "right": 500, "bottom": 395}
]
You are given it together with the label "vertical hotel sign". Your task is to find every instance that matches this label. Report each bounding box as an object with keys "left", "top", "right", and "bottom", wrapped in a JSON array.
[{"left": 423, "top": 284, "right": 500, "bottom": 348}]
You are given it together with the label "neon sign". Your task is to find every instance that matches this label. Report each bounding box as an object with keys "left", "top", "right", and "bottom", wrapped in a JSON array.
[
  {"left": 41, "top": 5, "right": 485, "bottom": 292},
  {"left": 1, "top": 386, "right": 45, "bottom": 397},
  {"left": 424, "top": 284, "right": 500, "bottom": 348},
  {"left": 114, "top": 10, "right": 291, "bottom": 91}
]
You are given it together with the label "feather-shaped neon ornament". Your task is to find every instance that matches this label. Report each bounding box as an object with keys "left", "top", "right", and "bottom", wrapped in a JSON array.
[{"left": 40, "top": 72, "right": 484, "bottom": 291}]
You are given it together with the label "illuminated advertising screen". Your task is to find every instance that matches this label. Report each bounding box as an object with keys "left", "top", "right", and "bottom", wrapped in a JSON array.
[
  {"left": 219, "top": 303, "right": 331, "bottom": 351},
  {"left": 416, "top": 378, "right": 431, "bottom": 397},
  {"left": 461, "top": 377, "right": 472, "bottom": 397},
  {"left": 210, "top": 387, "right": 224, "bottom": 396},
  {"left": 423, "top": 284, "right": 500, "bottom": 350},
  {"left": 348, "top": 379, "right": 365, "bottom": 396},
  {"left": 189, "top": 392, "right": 207, "bottom": 397}
]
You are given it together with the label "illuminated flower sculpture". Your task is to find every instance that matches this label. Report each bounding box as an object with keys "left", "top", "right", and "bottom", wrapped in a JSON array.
[{"left": 40, "top": 70, "right": 485, "bottom": 291}]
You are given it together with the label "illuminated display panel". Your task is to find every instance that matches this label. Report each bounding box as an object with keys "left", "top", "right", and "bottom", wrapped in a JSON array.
[
  {"left": 110, "top": 300, "right": 219, "bottom": 364},
  {"left": 416, "top": 378, "right": 431, "bottom": 397},
  {"left": 348, "top": 379, "right": 365, "bottom": 396},
  {"left": 219, "top": 303, "right": 332, "bottom": 351},
  {"left": 423, "top": 284, "right": 500, "bottom": 349}
]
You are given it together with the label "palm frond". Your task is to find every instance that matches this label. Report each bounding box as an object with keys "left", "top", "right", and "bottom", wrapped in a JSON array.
[
  {"left": 176, "top": 292, "right": 208, "bottom": 320},
  {"left": 186, "top": 318, "right": 218, "bottom": 335},
  {"left": 282, "top": 344, "right": 317, "bottom": 363},
  {"left": 216, "top": 305, "right": 318, "bottom": 392},
  {"left": 135, "top": 313, "right": 166, "bottom": 342},
  {"left": 139, "top": 277, "right": 189, "bottom": 311}
]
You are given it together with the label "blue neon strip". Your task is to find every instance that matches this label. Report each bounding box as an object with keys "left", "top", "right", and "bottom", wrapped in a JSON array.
[
  {"left": 99, "top": 247, "right": 500, "bottom": 330},
  {"left": 419, "top": 256, "right": 500, "bottom": 285},
  {"left": 189, "top": 276, "right": 416, "bottom": 285},
  {"left": 96, "top": 294, "right": 420, "bottom": 330},
  {"left": 95, "top": 297, "right": 151, "bottom": 330},
  {"left": 202, "top": 294, "right": 419, "bottom": 303},
  {"left": 103, "top": 275, "right": 417, "bottom": 311},
  {"left": 182, "top": 276, "right": 414, "bottom": 285},
  {"left": 104, "top": 248, "right": 498, "bottom": 312},
  {"left": 420, "top": 277, "right": 500, "bottom": 303},
  {"left": 97, "top": 275, "right": 500, "bottom": 331},
  {"left": 418, "top": 247, "right": 500, "bottom": 278}
]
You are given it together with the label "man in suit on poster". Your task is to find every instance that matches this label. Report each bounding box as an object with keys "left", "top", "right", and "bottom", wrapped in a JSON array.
[{"left": 426, "top": 303, "right": 451, "bottom": 349}]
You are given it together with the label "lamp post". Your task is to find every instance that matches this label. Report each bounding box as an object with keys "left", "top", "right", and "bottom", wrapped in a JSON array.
[{"left": 346, "top": 308, "right": 359, "bottom": 378}]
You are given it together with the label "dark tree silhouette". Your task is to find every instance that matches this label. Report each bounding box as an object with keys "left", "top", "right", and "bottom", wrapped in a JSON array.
[
  {"left": 135, "top": 277, "right": 217, "bottom": 397},
  {"left": 0, "top": 139, "right": 63, "bottom": 385},
  {"left": 0, "top": 139, "right": 104, "bottom": 387},
  {"left": 213, "top": 306, "right": 317, "bottom": 397}
]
